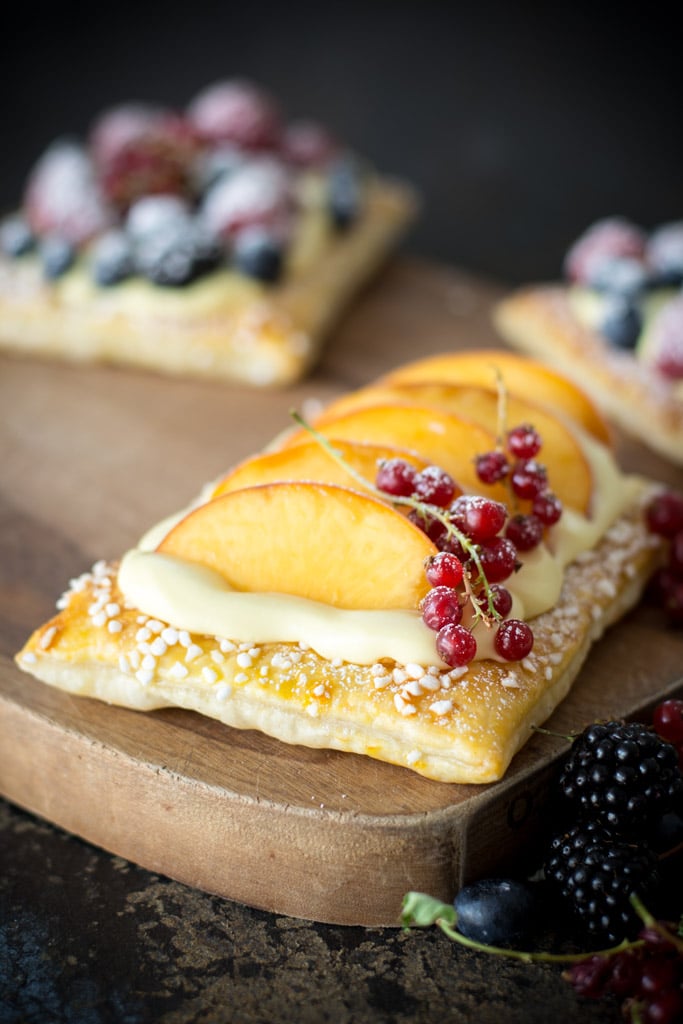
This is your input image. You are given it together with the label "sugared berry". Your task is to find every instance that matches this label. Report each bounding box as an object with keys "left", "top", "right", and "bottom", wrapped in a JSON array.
[
  {"left": 40, "top": 235, "right": 76, "bottom": 279},
  {"left": 453, "top": 878, "right": 540, "bottom": 948},
  {"left": 588, "top": 256, "right": 650, "bottom": 297},
  {"left": 25, "top": 140, "right": 112, "bottom": 245},
  {"left": 532, "top": 491, "right": 563, "bottom": 526},
  {"left": 200, "top": 157, "right": 292, "bottom": 240},
  {"left": 281, "top": 120, "right": 338, "bottom": 167},
  {"left": 600, "top": 295, "right": 642, "bottom": 350},
  {"left": 436, "top": 623, "right": 477, "bottom": 667},
  {"left": 564, "top": 217, "right": 647, "bottom": 285},
  {"left": 90, "top": 230, "right": 134, "bottom": 286},
  {"left": 647, "top": 220, "right": 683, "bottom": 286},
  {"left": 510, "top": 459, "right": 548, "bottom": 500},
  {"left": 425, "top": 551, "right": 464, "bottom": 589},
  {"left": 187, "top": 79, "right": 281, "bottom": 150},
  {"left": 413, "top": 465, "right": 457, "bottom": 506},
  {"left": 134, "top": 220, "right": 220, "bottom": 287},
  {"left": 232, "top": 225, "right": 284, "bottom": 283},
  {"left": 421, "top": 586, "right": 463, "bottom": 631},
  {"left": 476, "top": 583, "right": 513, "bottom": 619},
  {"left": 646, "top": 491, "right": 683, "bottom": 538},
  {"left": 96, "top": 115, "right": 196, "bottom": 210},
  {"left": 376, "top": 458, "right": 417, "bottom": 497},
  {"left": 506, "top": 423, "right": 542, "bottom": 459},
  {"left": 328, "top": 157, "right": 363, "bottom": 229},
  {"left": 475, "top": 449, "right": 509, "bottom": 485},
  {"left": 505, "top": 513, "right": 544, "bottom": 551},
  {"left": 450, "top": 495, "right": 507, "bottom": 542},
  {"left": 0, "top": 215, "right": 35, "bottom": 257},
  {"left": 476, "top": 536, "right": 518, "bottom": 584},
  {"left": 125, "top": 194, "right": 193, "bottom": 242},
  {"left": 645, "top": 295, "right": 683, "bottom": 380},
  {"left": 494, "top": 619, "right": 534, "bottom": 660}
]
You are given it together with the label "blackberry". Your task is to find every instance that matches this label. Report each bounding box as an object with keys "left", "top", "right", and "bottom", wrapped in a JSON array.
[
  {"left": 545, "top": 823, "right": 660, "bottom": 944},
  {"left": 558, "top": 720, "right": 683, "bottom": 836}
]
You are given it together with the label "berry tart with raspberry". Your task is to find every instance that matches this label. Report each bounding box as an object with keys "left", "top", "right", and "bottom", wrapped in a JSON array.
[
  {"left": 15, "top": 349, "right": 668, "bottom": 784},
  {"left": 494, "top": 217, "right": 683, "bottom": 465},
  {"left": 0, "top": 79, "right": 416, "bottom": 386}
]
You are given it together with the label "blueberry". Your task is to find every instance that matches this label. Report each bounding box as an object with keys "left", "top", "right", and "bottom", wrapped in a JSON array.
[
  {"left": 134, "top": 220, "right": 221, "bottom": 288},
  {"left": 453, "top": 878, "right": 539, "bottom": 947},
  {"left": 40, "top": 235, "right": 76, "bottom": 279},
  {"left": 232, "top": 226, "right": 284, "bottom": 283},
  {"left": 0, "top": 215, "right": 35, "bottom": 257},
  {"left": 647, "top": 221, "right": 683, "bottom": 287},
  {"left": 328, "top": 157, "right": 363, "bottom": 229},
  {"left": 588, "top": 256, "right": 650, "bottom": 298},
  {"left": 90, "top": 230, "right": 134, "bottom": 286},
  {"left": 600, "top": 295, "right": 642, "bottom": 349}
]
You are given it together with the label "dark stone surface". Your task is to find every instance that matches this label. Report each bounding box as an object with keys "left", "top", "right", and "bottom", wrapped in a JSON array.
[{"left": 1, "top": 800, "right": 622, "bottom": 1023}]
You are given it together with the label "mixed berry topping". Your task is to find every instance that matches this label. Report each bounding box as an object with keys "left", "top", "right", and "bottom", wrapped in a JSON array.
[
  {"left": 564, "top": 216, "right": 683, "bottom": 377},
  {"left": 646, "top": 489, "right": 683, "bottom": 625},
  {"left": 1, "top": 79, "right": 365, "bottom": 288},
  {"left": 372, "top": 417, "right": 567, "bottom": 668}
]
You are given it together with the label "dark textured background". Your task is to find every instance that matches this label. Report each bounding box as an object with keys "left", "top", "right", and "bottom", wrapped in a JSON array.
[{"left": 3, "top": 1, "right": 680, "bottom": 283}]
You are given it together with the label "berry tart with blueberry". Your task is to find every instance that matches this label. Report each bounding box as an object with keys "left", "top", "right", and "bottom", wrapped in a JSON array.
[
  {"left": 0, "top": 79, "right": 416, "bottom": 386},
  {"left": 15, "top": 349, "right": 669, "bottom": 784},
  {"left": 494, "top": 217, "right": 683, "bottom": 465}
]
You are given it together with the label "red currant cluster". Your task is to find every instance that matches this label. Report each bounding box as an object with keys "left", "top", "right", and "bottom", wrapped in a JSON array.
[
  {"left": 646, "top": 491, "right": 683, "bottom": 625},
  {"left": 565, "top": 922, "right": 683, "bottom": 1024},
  {"left": 654, "top": 698, "right": 683, "bottom": 769},
  {"left": 375, "top": 420, "right": 562, "bottom": 669}
]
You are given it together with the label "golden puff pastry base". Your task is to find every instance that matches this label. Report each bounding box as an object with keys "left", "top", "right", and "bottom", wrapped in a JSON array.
[
  {"left": 495, "top": 286, "right": 683, "bottom": 466},
  {"left": 0, "top": 179, "right": 415, "bottom": 387},
  {"left": 15, "top": 496, "right": 662, "bottom": 784}
]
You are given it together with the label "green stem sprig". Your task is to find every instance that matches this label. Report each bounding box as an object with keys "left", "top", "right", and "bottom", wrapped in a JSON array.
[{"left": 289, "top": 410, "right": 502, "bottom": 630}]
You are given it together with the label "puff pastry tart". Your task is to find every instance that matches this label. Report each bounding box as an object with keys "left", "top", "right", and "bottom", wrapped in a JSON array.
[
  {"left": 15, "top": 350, "right": 665, "bottom": 783},
  {"left": 494, "top": 217, "right": 683, "bottom": 465},
  {"left": 0, "top": 79, "right": 415, "bottom": 386}
]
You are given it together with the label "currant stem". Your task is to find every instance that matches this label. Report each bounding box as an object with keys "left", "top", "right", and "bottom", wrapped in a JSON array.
[{"left": 290, "top": 409, "right": 501, "bottom": 629}]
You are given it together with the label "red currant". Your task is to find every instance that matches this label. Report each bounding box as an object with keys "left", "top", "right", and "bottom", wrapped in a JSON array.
[
  {"left": 425, "top": 551, "right": 464, "bottom": 589},
  {"left": 494, "top": 619, "right": 534, "bottom": 660},
  {"left": 376, "top": 458, "right": 417, "bottom": 497},
  {"left": 669, "top": 531, "right": 683, "bottom": 574},
  {"left": 476, "top": 583, "right": 513, "bottom": 619},
  {"left": 510, "top": 459, "right": 548, "bottom": 500},
  {"left": 505, "top": 513, "right": 544, "bottom": 551},
  {"left": 422, "top": 586, "right": 463, "bottom": 630},
  {"left": 450, "top": 495, "right": 507, "bottom": 542},
  {"left": 652, "top": 699, "right": 683, "bottom": 747},
  {"left": 413, "top": 465, "right": 458, "bottom": 506},
  {"left": 436, "top": 623, "right": 477, "bottom": 667},
  {"left": 475, "top": 450, "right": 509, "bottom": 485},
  {"left": 477, "top": 536, "right": 519, "bottom": 583},
  {"left": 646, "top": 491, "right": 683, "bottom": 538},
  {"left": 408, "top": 508, "right": 449, "bottom": 548},
  {"left": 506, "top": 423, "right": 542, "bottom": 459},
  {"left": 532, "top": 491, "right": 563, "bottom": 526}
]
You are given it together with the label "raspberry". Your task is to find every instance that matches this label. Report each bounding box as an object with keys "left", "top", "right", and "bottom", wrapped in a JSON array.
[
  {"left": 544, "top": 822, "right": 660, "bottom": 943},
  {"left": 564, "top": 217, "right": 647, "bottom": 284},
  {"left": 24, "top": 140, "right": 112, "bottom": 245},
  {"left": 199, "top": 158, "right": 292, "bottom": 240},
  {"left": 557, "top": 720, "right": 683, "bottom": 837},
  {"left": 98, "top": 117, "right": 197, "bottom": 210},
  {"left": 187, "top": 79, "right": 281, "bottom": 150}
]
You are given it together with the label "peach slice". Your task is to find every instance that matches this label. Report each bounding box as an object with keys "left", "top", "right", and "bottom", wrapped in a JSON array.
[
  {"left": 157, "top": 482, "right": 438, "bottom": 610},
  {"left": 211, "top": 440, "right": 431, "bottom": 499},
  {"left": 378, "top": 349, "right": 612, "bottom": 446},
  {"left": 281, "top": 403, "right": 505, "bottom": 500},
  {"left": 315, "top": 382, "right": 593, "bottom": 513}
]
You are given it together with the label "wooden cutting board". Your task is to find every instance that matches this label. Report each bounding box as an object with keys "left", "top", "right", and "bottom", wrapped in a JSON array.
[{"left": 1, "top": 258, "right": 682, "bottom": 927}]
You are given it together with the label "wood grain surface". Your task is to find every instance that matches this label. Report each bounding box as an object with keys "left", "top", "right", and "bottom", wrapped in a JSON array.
[{"left": 1, "top": 258, "right": 682, "bottom": 926}]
